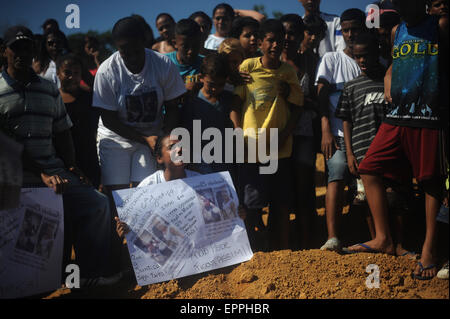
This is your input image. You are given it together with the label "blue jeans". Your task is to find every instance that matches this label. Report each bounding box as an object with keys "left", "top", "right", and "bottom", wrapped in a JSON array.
[{"left": 44, "top": 168, "right": 113, "bottom": 278}]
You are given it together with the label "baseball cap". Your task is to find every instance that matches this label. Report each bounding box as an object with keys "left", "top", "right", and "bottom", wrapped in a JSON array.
[{"left": 3, "top": 26, "right": 33, "bottom": 47}]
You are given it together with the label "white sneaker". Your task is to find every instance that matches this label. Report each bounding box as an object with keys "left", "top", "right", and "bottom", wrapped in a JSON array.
[
  {"left": 320, "top": 237, "right": 341, "bottom": 252},
  {"left": 437, "top": 262, "right": 449, "bottom": 280}
]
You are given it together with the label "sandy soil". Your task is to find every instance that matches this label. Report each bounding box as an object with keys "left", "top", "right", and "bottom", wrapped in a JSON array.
[
  {"left": 44, "top": 249, "right": 448, "bottom": 300},
  {"left": 42, "top": 155, "right": 449, "bottom": 300}
]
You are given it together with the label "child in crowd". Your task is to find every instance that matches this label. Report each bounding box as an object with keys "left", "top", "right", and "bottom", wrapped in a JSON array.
[
  {"left": 166, "top": 19, "right": 204, "bottom": 94},
  {"left": 377, "top": 10, "right": 401, "bottom": 67},
  {"left": 230, "top": 16, "right": 260, "bottom": 59},
  {"left": 279, "top": 13, "right": 320, "bottom": 250},
  {"left": 181, "top": 53, "right": 234, "bottom": 174},
  {"left": 56, "top": 54, "right": 101, "bottom": 189},
  {"left": 131, "top": 14, "right": 155, "bottom": 49},
  {"left": 298, "top": 14, "right": 327, "bottom": 151},
  {"left": 33, "top": 29, "right": 68, "bottom": 87},
  {"left": 205, "top": 3, "right": 235, "bottom": 50},
  {"left": 79, "top": 35, "right": 102, "bottom": 91},
  {"left": 189, "top": 11, "right": 215, "bottom": 56},
  {"left": 218, "top": 38, "right": 245, "bottom": 92},
  {"left": 115, "top": 134, "right": 200, "bottom": 237},
  {"left": 336, "top": 32, "right": 413, "bottom": 257},
  {"left": 152, "top": 13, "right": 176, "bottom": 54},
  {"left": 116, "top": 134, "right": 245, "bottom": 237},
  {"left": 346, "top": 0, "right": 448, "bottom": 281},
  {"left": 428, "top": 0, "right": 449, "bottom": 16},
  {"left": 315, "top": 9, "right": 365, "bottom": 252},
  {"left": 298, "top": 0, "right": 345, "bottom": 57},
  {"left": 231, "top": 19, "right": 304, "bottom": 251}
]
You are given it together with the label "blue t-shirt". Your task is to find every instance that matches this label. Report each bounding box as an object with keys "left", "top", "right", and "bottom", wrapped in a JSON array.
[
  {"left": 165, "top": 51, "right": 204, "bottom": 85},
  {"left": 387, "top": 15, "right": 440, "bottom": 128},
  {"left": 182, "top": 89, "right": 234, "bottom": 136},
  {"left": 182, "top": 90, "right": 234, "bottom": 172}
]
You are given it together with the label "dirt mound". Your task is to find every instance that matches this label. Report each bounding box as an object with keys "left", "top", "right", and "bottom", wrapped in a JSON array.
[
  {"left": 42, "top": 155, "right": 448, "bottom": 300},
  {"left": 45, "top": 249, "right": 448, "bottom": 299}
]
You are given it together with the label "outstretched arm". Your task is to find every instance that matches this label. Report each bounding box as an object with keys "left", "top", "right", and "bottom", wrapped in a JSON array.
[{"left": 234, "top": 9, "right": 266, "bottom": 21}]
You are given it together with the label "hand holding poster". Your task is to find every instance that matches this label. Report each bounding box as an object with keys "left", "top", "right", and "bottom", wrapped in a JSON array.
[
  {"left": 113, "top": 171, "right": 253, "bottom": 286},
  {"left": 0, "top": 188, "right": 64, "bottom": 299}
]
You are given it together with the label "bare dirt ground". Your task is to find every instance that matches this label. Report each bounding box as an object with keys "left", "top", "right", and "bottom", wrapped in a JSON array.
[
  {"left": 44, "top": 249, "right": 448, "bottom": 299},
  {"left": 42, "top": 155, "right": 449, "bottom": 300}
]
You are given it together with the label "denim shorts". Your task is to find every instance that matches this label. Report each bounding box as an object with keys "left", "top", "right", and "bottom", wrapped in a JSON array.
[{"left": 326, "top": 136, "right": 349, "bottom": 183}]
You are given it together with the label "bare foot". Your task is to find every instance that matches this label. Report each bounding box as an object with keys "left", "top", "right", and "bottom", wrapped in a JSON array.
[
  {"left": 395, "top": 245, "right": 418, "bottom": 259},
  {"left": 413, "top": 251, "right": 437, "bottom": 280},
  {"left": 345, "top": 238, "right": 395, "bottom": 255}
]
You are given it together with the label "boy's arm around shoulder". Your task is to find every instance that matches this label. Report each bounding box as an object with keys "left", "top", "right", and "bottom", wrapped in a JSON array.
[
  {"left": 229, "top": 60, "right": 252, "bottom": 129},
  {"left": 230, "top": 94, "right": 243, "bottom": 129}
]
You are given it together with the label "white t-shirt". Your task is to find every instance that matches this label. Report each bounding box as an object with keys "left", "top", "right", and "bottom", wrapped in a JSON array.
[
  {"left": 303, "top": 12, "right": 346, "bottom": 57},
  {"left": 92, "top": 49, "right": 186, "bottom": 146},
  {"left": 204, "top": 34, "right": 225, "bottom": 51},
  {"left": 137, "top": 169, "right": 200, "bottom": 187},
  {"left": 40, "top": 60, "right": 60, "bottom": 88},
  {"left": 315, "top": 51, "right": 361, "bottom": 137}
]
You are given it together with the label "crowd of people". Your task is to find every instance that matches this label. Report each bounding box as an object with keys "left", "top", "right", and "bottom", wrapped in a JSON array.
[{"left": 0, "top": 0, "right": 448, "bottom": 289}]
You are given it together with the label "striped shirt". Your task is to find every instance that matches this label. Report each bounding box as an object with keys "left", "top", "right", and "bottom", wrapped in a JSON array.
[
  {"left": 0, "top": 70, "right": 72, "bottom": 172},
  {"left": 335, "top": 74, "right": 387, "bottom": 163}
]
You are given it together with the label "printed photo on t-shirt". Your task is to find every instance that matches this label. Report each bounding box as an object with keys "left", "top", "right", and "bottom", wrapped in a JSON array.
[{"left": 125, "top": 90, "right": 158, "bottom": 123}]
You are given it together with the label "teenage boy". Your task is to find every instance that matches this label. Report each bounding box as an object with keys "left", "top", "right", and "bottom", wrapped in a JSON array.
[
  {"left": 181, "top": 53, "right": 234, "bottom": 174},
  {"left": 298, "top": 0, "right": 346, "bottom": 57},
  {"left": 336, "top": 32, "right": 412, "bottom": 256},
  {"left": 315, "top": 9, "right": 365, "bottom": 252},
  {"left": 230, "top": 16, "right": 260, "bottom": 59},
  {"left": 428, "top": 0, "right": 449, "bottom": 17},
  {"left": 377, "top": 10, "right": 401, "bottom": 67},
  {"left": 166, "top": 19, "right": 204, "bottom": 93},
  {"left": 0, "top": 26, "right": 119, "bottom": 287},
  {"left": 231, "top": 19, "right": 304, "bottom": 251},
  {"left": 347, "top": 0, "right": 449, "bottom": 281}
]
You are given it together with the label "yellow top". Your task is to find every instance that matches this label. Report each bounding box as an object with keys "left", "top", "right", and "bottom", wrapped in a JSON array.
[{"left": 234, "top": 57, "right": 304, "bottom": 160}]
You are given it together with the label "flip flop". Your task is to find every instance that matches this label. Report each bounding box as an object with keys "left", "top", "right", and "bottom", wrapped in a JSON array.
[
  {"left": 400, "top": 251, "right": 418, "bottom": 260},
  {"left": 342, "top": 243, "right": 381, "bottom": 254},
  {"left": 411, "top": 262, "right": 437, "bottom": 281}
]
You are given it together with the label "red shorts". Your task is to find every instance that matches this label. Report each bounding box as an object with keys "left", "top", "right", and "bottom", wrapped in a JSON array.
[{"left": 358, "top": 123, "right": 440, "bottom": 183}]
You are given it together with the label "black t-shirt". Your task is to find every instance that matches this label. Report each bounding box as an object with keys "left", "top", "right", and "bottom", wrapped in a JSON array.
[{"left": 64, "top": 89, "right": 101, "bottom": 187}]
